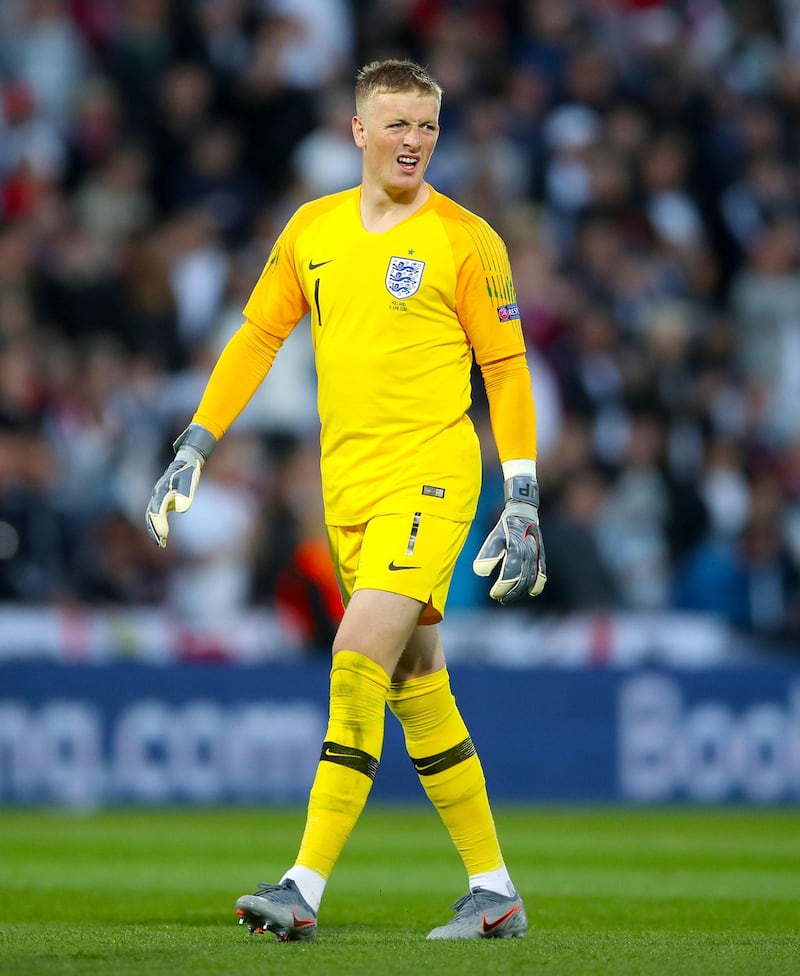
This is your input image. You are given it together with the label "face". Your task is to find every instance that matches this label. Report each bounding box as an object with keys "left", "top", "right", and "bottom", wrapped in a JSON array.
[{"left": 352, "top": 90, "right": 440, "bottom": 199}]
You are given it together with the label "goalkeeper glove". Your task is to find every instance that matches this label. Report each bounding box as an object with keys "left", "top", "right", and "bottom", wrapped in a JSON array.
[
  {"left": 145, "top": 423, "right": 217, "bottom": 548},
  {"left": 473, "top": 475, "right": 547, "bottom": 604}
]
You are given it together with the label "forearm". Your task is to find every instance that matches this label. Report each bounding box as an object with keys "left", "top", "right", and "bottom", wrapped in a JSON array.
[
  {"left": 192, "top": 318, "right": 284, "bottom": 439},
  {"left": 479, "top": 352, "right": 538, "bottom": 464},
  {"left": 472, "top": 355, "right": 547, "bottom": 601}
]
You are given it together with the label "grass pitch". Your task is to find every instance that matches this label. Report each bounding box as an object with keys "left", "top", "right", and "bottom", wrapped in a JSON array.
[{"left": 0, "top": 805, "right": 798, "bottom": 975}]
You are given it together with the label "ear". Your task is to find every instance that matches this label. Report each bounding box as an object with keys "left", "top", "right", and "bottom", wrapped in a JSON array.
[{"left": 352, "top": 115, "right": 366, "bottom": 149}]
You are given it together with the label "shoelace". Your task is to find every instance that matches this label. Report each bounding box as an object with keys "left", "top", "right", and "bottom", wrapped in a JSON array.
[
  {"left": 254, "top": 881, "right": 291, "bottom": 898},
  {"left": 449, "top": 891, "right": 478, "bottom": 914}
]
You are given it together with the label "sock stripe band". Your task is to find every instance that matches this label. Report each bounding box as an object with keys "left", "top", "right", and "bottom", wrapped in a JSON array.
[
  {"left": 411, "top": 736, "right": 477, "bottom": 776},
  {"left": 320, "top": 740, "right": 379, "bottom": 780}
]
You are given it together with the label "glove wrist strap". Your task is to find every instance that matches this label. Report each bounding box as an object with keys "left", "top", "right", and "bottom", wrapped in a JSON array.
[
  {"left": 173, "top": 423, "right": 217, "bottom": 464},
  {"left": 175, "top": 444, "right": 205, "bottom": 466},
  {"left": 504, "top": 475, "right": 539, "bottom": 507}
]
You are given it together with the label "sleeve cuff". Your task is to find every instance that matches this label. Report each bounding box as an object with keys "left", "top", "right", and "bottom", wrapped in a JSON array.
[{"left": 501, "top": 458, "right": 537, "bottom": 481}]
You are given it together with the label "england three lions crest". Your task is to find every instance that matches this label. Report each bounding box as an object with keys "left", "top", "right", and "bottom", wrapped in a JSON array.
[{"left": 386, "top": 256, "right": 425, "bottom": 299}]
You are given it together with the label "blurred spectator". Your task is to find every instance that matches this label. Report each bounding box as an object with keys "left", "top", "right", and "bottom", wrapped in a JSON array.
[
  {"left": 596, "top": 410, "right": 708, "bottom": 610},
  {"left": 233, "top": 18, "right": 317, "bottom": 201},
  {"left": 0, "top": 0, "right": 90, "bottom": 136},
  {"left": 252, "top": 436, "right": 343, "bottom": 648},
  {"left": 729, "top": 219, "right": 800, "bottom": 442},
  {"left": 171, "top": 121, "right": 257, "bottom": 242},
  {"left": 641, "top": 131, "right": 709, "bottom": 262},
  {"left": 162, "top": 207, "right": 230, "bottom": 345},
  {"left": 431, "top": 95, "right": 530, "bottom": 222},
  {"left": 150, "top": 60, "right": 218, "bottom": 212},
  {"left": 290, "top": 85, "right": 361, "bottom": 196},
  {"left": 101, "top": 0, "right": 178, "bottom": 134},
  {"left": 259, "top": 0, "right": 353, "bottom": 90},
  {"left": 699, "top": 437, "right": 751, "bottom": 539},
  {"left": 185, "top": 0, "right": 251, "bottom": 103},
  {"left": 0, "top": 80, "right": 66, "bottom": 189},
  {"left": 541, "top": 102, "right": 602, "bottom": 241},
  {"left": 536, "top": 464, "right": 620, "bottom": 612},
  {"left": 73, "top": 141, "right": 156, "bottom": 247},
  {"left": 64, "top": 78, "right": 126, "bottom": 184},
  {"left": 0, "top": 0, "right": 799, "bottom": 653},
  {"left": 166, "top": 432, "right": 265, "bottom": 621},
  {"left": 675, "top": 503, "right": 800, "bottom": 647},
  {"left": 116, "top": 228, "right": 184, "bottom": 370},
  {"left": 0, "top": 423, "right": 72, "bottom": 601},
  {"left": 74, "top": 507, "right": 168, "bottom": 604},
  {"left": 34, "top": 220, "right": 121, "bottom": 342}
]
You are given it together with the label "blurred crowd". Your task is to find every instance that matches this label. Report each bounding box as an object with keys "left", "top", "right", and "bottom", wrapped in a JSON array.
[{"left": 1, "top": 0, "right": 800, "bottom": 650}]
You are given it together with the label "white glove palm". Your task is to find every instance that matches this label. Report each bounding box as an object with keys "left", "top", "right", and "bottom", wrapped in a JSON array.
[
  {"left": 473, "top": 476, "right": 547, "bottom": 604},
  {"left": 145, "top": 424, "right": 216, "bottom": 548}
]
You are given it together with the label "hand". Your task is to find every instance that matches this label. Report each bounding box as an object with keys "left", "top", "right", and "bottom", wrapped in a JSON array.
[
  {"left": 473, "top": 476, "right": 547, "bottom": 604},
  {"left": 145, "top": 424, "right": 217, "bottom": 548}
]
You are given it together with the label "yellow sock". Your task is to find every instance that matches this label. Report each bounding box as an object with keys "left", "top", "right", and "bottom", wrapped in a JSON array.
[
  {"left": 387, "top": 669, "right": 504, "bottom": 875},
  {"left": 295, "top": 650, "right": 390, "bottom": 879}
]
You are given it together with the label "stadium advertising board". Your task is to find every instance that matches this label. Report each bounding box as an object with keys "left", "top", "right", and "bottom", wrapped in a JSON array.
[{"left": 0, "top": 664, "right": 798, "bottom": 806}]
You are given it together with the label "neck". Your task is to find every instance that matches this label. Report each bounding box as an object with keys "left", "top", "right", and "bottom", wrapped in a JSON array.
[{"left": 359, "top": 181, "right": 431, "bottom": 233}]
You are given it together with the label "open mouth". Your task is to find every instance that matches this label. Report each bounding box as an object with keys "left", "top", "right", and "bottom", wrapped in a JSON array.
[{"left": 397, "top": 155, "right": 419, "bottom": 173}]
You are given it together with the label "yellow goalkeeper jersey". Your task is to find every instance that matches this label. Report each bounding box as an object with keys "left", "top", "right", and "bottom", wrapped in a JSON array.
[{"left": 196, "top": 186, "right": 532, "bottom": 525}]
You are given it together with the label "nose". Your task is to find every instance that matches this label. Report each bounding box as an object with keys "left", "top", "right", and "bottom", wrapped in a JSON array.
[{"left": 403, "top": 125, "right": 422, "bottom": 150}]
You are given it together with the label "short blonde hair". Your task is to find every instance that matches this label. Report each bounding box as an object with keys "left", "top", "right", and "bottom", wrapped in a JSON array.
[{"left": 355, "top": 59, "right": 443, "bottom": 116}]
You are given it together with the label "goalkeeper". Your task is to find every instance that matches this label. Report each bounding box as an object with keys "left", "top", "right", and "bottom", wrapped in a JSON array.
[{"left": 146, "top": 58, "right": 546, "bottom": 942}]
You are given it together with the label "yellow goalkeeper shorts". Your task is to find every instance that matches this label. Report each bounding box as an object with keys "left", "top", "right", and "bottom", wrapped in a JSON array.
[{"left": 327, "top": 513, "right": 471, "bottom": 625}]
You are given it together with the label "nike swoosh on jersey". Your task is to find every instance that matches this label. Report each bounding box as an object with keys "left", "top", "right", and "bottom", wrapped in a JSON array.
[
  {"left": 482, "top": 905, "right": 520, "bottom": 934},
  {"left": 308, "top": 258, "right": 333, "bottom": 270},
  {"left": 388, "top": 561, "right": 421, "bottom": 571}
]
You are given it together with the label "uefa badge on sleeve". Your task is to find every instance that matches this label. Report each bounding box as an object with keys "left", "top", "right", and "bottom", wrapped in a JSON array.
[{"left": 497, "top": 303, "right": 520, "bottom": 321}]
